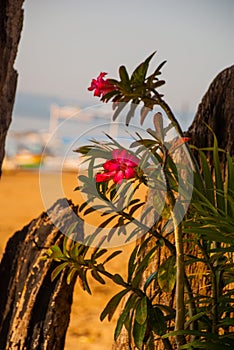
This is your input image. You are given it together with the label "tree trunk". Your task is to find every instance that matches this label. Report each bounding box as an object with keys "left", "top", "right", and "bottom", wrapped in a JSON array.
[
  {"left": 0, "top": 0, "right": 24, "bottom": 176},
  {"left": 113, "top": 65, "right": 234, "bottom": 349},
  {"left": 0, "top": 198, "right": 84, "bottom": 350}
]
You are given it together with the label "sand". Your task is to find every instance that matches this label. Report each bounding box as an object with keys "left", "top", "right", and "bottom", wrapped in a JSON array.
[{"left": 0, "top": 170, "right": 134, "bottom": 350}]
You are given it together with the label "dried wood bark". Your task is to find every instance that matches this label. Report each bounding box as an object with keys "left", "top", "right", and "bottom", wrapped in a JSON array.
[
  {"left": 187, "top": 65, "right": 234, "bottom": 159},
  {"left": 0, "top": 198, "right": 84, "bottom": 350},
  {"left": 0, "top": 0, "right": 24, "bottom": 175}
]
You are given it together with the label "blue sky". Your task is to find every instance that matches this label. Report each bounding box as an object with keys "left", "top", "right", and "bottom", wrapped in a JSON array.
[{"left": 15, "top": 0, "right": 233, "bottom": 119}]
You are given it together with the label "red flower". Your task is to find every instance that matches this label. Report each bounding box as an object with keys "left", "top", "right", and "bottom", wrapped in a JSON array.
[
  {"left": 96, "top": 149, "right": 139, "bottom": 184},
  {"left": 88, "top": 72, "right": 116, "bottom": 99}
]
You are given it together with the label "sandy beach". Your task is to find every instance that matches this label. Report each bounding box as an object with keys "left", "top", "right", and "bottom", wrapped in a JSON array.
[{"left": 0, "top": 170, "right": 133, "bottom": 350}]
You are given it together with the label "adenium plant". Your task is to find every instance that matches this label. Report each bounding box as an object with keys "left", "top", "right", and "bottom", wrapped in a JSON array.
[
  {"left": 88, "top": 71, "right": 117, "bottom": 99},
  {"left": 44, "top": 52, "right": 234, "bottom": 350}
]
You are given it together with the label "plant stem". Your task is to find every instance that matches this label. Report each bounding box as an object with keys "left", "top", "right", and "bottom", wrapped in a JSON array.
[
  {"left": 211, "top": 272, "right": 218, "bottom": 334},
  {"left": 153, "top": 93, "right": 202, "bottom": 179},
  {"left": 109, "top": 203, "right": 176, "bottom": 254},
  {"left": 197, "top": 241, "right": 218, "bottom": 335},
  {"left": 162, "top": 145, "right": 186, "bottom": 348},
  {"left": 168, "top": 193, "right": 186, "bottom": 348},
  {"left": 184, "top": 274, "right": 198, "bottom": 339}
]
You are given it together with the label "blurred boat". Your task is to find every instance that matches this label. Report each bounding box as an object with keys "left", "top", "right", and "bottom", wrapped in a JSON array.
[
  {"left": 3, "top": 131, "right": 47, "bottom": 171},
  {"left": 14, "top": 152, "right": 43, "bottom": 169}
]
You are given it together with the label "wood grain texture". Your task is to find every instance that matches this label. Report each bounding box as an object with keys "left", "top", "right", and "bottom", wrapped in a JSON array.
[{"left": 0, "top": 0, "right": 24, "bottom": 175}]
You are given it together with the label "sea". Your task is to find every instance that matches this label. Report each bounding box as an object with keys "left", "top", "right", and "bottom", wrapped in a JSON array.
[{"left": 5, "top": 92, "right": 194, "bottom": 171}]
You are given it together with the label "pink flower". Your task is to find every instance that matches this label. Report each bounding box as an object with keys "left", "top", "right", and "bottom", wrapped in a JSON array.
[
  {"left": 88, "top": 72, "right": 116, "bottom": 99},
  {"left": 96, "top": 149, "right": 139, "bottom": 184}
]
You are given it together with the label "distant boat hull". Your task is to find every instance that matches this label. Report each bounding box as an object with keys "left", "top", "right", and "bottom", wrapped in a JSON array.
[{"left": 15, "top": 154, "right": 43, "bottom": 169}]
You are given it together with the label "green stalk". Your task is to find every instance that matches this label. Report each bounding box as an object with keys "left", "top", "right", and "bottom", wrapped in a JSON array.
[
  {"left": 108, "top": 202, "right": 176, "bottom": 254},
  {"left": 152, "top": 92, "right": 202, "bottom": 179},
  {"left": 162, "top": 145, "right": 186, "bottom": 348},
  {"left": 167, "top": 191, "right": 186, "bottom": 348},
  {"left": 197, "top": 241, "right": 218, "bottom": 335},
  {"left": 211, "top": 273, "right": 218, "bottom": 334}
]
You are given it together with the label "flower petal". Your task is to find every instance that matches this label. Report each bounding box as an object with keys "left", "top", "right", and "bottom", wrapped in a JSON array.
[
  {"left": 96, "top": 172, "right": 113, "bottom": 182},
  {"left": 112, "top": 149, "right": 139, "bottom": 166},
  {"left": 127, "top": 154, "right": 140, "bottom": 165},
  {"left": 124, "top": 167, "right": 136, "bottom": 179},
  {"left": 124, "top": 159, "right": 139, "bottom": 167},
  {"left": 97, "top": 72, "right": 107, "bottom": 80},
  {"left": 103, "top": 159, "right": 120, "bottom": 171},
  {"left": 112, "top": 149, "right": 123, "bottom": 160},
  {"left": 113, "top": 170, "right": 125, "bottom": 184},
  {"left": 94, "top": 89, "right": 101, "bottom": 97}
]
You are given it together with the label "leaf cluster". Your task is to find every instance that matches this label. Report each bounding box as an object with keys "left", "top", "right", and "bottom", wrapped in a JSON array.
[
  {"left": 100, "top": 238, "right": 176, "bottom": 349},
  {"left": 102, "top": 52, "right": 167, "bottom": 125},
  {"left": 43, "top": 224, "right": 123, "bottom": 293}
]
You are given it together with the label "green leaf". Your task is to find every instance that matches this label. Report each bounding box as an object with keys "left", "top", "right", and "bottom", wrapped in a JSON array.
[
  {"left": 51, "top": 262, "right": 69, "bottom": 281},
  {"left": 162, "top": 329, "right": 218, "bottom": 339},
  {"left": 67, "top": 267, "right": 77, "bottom": 285},
  {"left": 88, "top": 156, "right": 94, "bottom": 179},
  {"left": 143, "top": 271, "right": 158, "bottom": 292},
  {"left": 152, "top": 80, "right": 165, "bottom": 89},
  {"left": 67, "top": 222, "right": 78, "bottom": 236},
  {"left": 153, "top": 112, "right": 164, "bottom": 141},
  {"left": 112, "top": 274, "right": 126, "bottom": 287},
  {"left": 78, "top": 269, "right": 91, "bottom": 294},
  {"left": 100, "top": 289, "right": 130, "bottom": 322},
  {"left": 125, "top": 102, "right": 138, "bottom": 126},
  {"left": 63, "top": 224, "right": 80, "bottom": 257},
  {"left": 158, "top": 255, "right": 176, "bottom": 292},
  {"left": 199, "top": 150, "right": 215, "bottom": 205},
  {"left": 102, "top": 89, "right": 119, "bottom": 102},
  {"left": 149, "top": 306, "right": 167, "bottom": 336},
  {"left": 114, "top": 293, "right": 138, "bottom": 341},
  {"left": 78, "top": 198, "right": 92, "bottom": 213},
  {"left": 70, "top": 242, "right": 82, "bottom": 261},
  {"left": 154, "top": 304, "right": 175, "bottom": 319},
  {"left": 91, "top": 248, "right": 108, "bottom": 261},
  {"left": 98, "top": 214, "right": 119, "bottom": 228},
  {"left": 130, "top": 138, "right": 158, "bottom": 149},
  {"left": 47, "top": 245, "right": 65, "bottom": 260},
  {"left": 103, "top": 250, "right": 122, "bottom": 265},
  {"left": 131, "top": 51, "right": 156, "bottom": 84},
  {"left": 78, "top": 174, "right": 91, "bottom": 184},
  {"left": 74, "top": 145, "right": 94, "bottom": 154},
  {"left": 132, "top": 246, "right": 157, "bottom": 287},
  {"left": 129, "top": 202, "right": 145, "bottom": 216},
  {"left": 213, "top": 132, "right": 225, "bottom": 210},
  {"left": 119, "top": 65, "right": 130, "bottom": 83},
  {"left": 225, "top": 154, "right": 234, "bottom": 216},
  {"left": 152, "top": 59, "right": 167, "bottom": 77},
  {"left": 133, "top": 319, "right": 147, "bottom": 349},
  {"left": 140, "top": 105, "right": 150, "bottom": 125},
  {"left": 127, "top": 244, "right": 139, "bottom": 283},
  {"left": 113, "top": 100, "right": 129, "bottom": 121},
  {"left": 218, "top": 317, "right": 234, "bottom": 327},
  {"left": 91, "top": 269, "right": 105, "bottom": 285},
  {"left": 84, "top": 206, "right": 98, "bottom": 215},
  {"left": 184, "top": 311, "right": 207, "bottom": 329},
  {"left": 135, "top": 297, "right": 148, "bottom": 325},
  {"left": 145, "top": 334, "right": 156, "bottom": 350},
  {"left": 180, "top": 341, "right": 232, "bottom": 349},
  {"left": 125, "top": 226, "right": 142, "bottom": 243}
]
